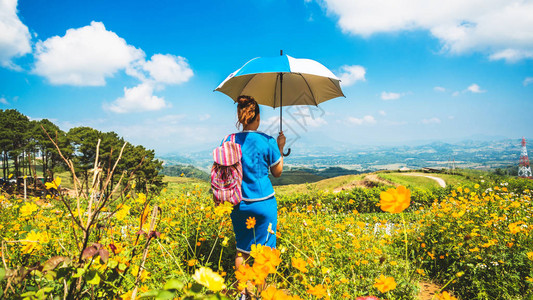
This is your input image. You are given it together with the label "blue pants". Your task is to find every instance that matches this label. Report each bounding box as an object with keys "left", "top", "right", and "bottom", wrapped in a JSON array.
[{"left": 230, "top": 196, "right": 277, "bottom": 253}]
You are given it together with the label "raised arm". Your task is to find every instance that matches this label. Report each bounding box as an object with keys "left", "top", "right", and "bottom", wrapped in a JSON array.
[{"left": 270, "top": 131, "right": 286, "bottom": 177}]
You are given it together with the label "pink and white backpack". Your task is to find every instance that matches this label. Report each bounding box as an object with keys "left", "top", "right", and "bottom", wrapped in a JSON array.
[{"left": 211, "top": 134, "right": 243, "bottom": 206}]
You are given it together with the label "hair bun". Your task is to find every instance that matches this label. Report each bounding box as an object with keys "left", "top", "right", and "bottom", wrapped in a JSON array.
[
  {"left": 237, "top": 95, "right": 253, "bottom": 106},
  {"left": 236, "top": 95, "right": 259, "bottom": 128}
]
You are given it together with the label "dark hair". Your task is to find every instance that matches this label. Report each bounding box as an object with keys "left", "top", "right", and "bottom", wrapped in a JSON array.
[{"left": 236, "top": 95, "right": 260, "bottom": 128}]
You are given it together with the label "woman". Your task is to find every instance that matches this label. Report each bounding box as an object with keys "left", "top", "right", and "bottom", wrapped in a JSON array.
[{"left": 226, "top": 95, "right": 285, "bottom": 273}]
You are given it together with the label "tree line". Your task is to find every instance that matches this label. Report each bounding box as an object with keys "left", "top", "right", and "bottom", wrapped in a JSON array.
[{"left": 0, "top": 109, "right": 165, "bottom": 195}]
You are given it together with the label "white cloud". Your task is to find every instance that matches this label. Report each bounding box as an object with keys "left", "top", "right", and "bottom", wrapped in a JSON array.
[
  {"left": 434, "top": 86, "right": 446, "bottom": 92},
  {"left": 421, "top": 117, "right": 441, "bottom": 124},
  {"left": 524, "top": 77, "right": 533, "bottom": 86},
  {"left": 337, "top": 65, "right": 366, "bottom": 86},
  {"left": 448, "top": 115, "right": 455, "bottom": 119},
  {"left": 33, "top": 21, "right": 144, "bottom": 86},
  {"left": 378, "top": 110, "right": 386, "bottom": 116},
  {"left": 489, "top": 49, "right": 533, "bottom": 62},
  {"left": 0, "top": 0, "right": 31, "bottom": 69},
  {"left": 467, "top": 83, "right": 485, "bottom": 93},
  {"left": 105, "top": 83, "right": 167, "bottom": 113},
  {"left": 0, "top": 97, "right": 8, "bottom": 104},
  {"left": 384, "top": 120, "right": 408, "bottom": 126},
  {"left": 347, "top": 115, "right": 376, "bottom": 125},
  {"left": 452, "top": 91, "right": 460, "bottom": 97},
  {"left": 156, "top": 114, "right": 186, "bottom": 124},
  {"left": 381, "top": 91, "right": 401, "bottom": 100},
  {"left": 143, "top": 54, "right": 193, "bottom": 85},
  {"left": 319, "top": 0, "right": 533, "bottom": 62},
  {"left": 199, "top": 114, "right": 211, "bottom": 121}
]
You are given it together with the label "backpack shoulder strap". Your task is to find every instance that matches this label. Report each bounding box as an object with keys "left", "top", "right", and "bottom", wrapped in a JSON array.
[
  {"left": 220, "top": 134, "right": 231, "bottom": 145},
  {"left": 221, "top": 133, "right": 238, "bottom": 145}
]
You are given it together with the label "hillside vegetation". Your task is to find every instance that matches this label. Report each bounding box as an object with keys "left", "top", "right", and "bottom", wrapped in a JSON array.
[{"left": 2, "top": 168, "right": 532, "bottom": 299}]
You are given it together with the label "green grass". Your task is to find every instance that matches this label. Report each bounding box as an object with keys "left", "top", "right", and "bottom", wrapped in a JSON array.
[
  {"left": 269, "top": 170, "right": 325, "bottom": 186},
  {"left": 274, "top": 174, "right": 367, "bottom": 195},
  {"left": 377, "top": 172, "right": 475, "bottom": 189},
  {"left": 162, "top": 175, "right": 210, "bottom": 193},
  {"left": 377, "top": 173, "right": 442, "bottom": 189}
]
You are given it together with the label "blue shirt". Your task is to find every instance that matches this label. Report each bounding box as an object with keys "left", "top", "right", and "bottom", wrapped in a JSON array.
[{"left": 224, "top": 131, "right": 281, "bottom": 201}]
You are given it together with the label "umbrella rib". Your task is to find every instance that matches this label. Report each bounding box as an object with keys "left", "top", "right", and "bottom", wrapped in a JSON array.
[
  {"left": 299, "top": 73, "right": 318, "bottom": 106},
  {"left": 329, "top": 77, "right": 346, "bottom": 98},
  {"left": 238, "top": 75, "right": 256, "bottom": 101}
]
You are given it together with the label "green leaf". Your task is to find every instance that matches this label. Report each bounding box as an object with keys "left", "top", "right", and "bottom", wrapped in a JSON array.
[
  {"left": 86, "top": 271, "right": 101, "bottom": 285},
  {"left": 107, "top": 259, "right": 118, "bottom": 269},
  {"left": 0, "top": 268, "right": 5, "bottom": 282},
  {"left": 72, "top": 268, "right": 85, "bottom": 278},
  {"left": 21, "top": 291, "right": 36, "bottom": 297},
  {"left": 118, "top": 263, "right": 127, "bottom": 271},
  {"left": 139, "top": 290, "right": 160, "bottom": 298},
  {"left": 163, "top": 278, "right": 184, "bottom": 291},
  {"left": 155, "top": 290, "right": 175, "bottom": 300},
  {"left": 44, "top": 271, "right": 57, "bottom": 281},
  {"left": 190, "top": 283, "right": 203, "bottom": 293},
  {"left": 40, "top": 287, "right": 54, "bottom": 293}
]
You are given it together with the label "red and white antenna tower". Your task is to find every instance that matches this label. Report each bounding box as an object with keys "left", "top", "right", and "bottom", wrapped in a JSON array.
[{"left": 518, "top": 137, "right": 532, "bottom": 178}]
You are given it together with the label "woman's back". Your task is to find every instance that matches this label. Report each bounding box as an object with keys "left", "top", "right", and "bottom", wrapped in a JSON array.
[{"left": 229, "top": 131, "right": 281, "bottom": 201}]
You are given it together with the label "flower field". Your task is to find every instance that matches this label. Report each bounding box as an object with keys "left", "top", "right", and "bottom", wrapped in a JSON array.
[{"left": 1, "top": 174, "right": 532, "bottom": 299}]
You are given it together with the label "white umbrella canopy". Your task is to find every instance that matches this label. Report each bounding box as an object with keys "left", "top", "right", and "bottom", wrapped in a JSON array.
[
  {"left": 215, "top": 52, "right": 346, "bottom": 156},
  {"left": 215, "top": 54, "right": 345, "bottom": 108}
]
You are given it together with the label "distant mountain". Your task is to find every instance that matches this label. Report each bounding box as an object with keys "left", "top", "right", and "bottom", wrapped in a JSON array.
[
  {"left": 161, "top": 165, "right": 210, "bottom": 181},
  {"left": 158, "top": 137, "right": 528, "bottom": 172},
  {"left": 269, "top": 166, "right": 368, "bottom": 186}
]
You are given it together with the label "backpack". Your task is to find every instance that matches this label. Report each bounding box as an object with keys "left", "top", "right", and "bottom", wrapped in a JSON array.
[{"left": 211, "top": 134, "right": 243, "bottom": 206}]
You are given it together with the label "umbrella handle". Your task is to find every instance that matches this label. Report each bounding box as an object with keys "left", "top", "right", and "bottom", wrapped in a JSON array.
[{"left": 283, "top": 148, "right": 291, "bottom": 157}]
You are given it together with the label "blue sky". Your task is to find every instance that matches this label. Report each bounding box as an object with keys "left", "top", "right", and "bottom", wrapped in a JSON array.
[{"left": 1, "top": 0, "right": 532, "bottom": 154}]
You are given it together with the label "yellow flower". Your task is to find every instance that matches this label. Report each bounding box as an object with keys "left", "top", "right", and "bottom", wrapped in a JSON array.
[
  {"left": 214, "top": 202, "right": 233, "bottom": 216},
  {"left": 246, "top": 216, "right": 256, "bottom": 229},
  {"left": 192, "top": 267, "right": 226, "bottom": 292},
  {"left": 508, "top": 222, "right": 522, "bottom": 234},
  {"left": 136, "top": 193, "right": 147, "bottom": 204},
  {"left": 20, "top": 230, "right": 49, "bottom": 254},
  {"left": 379, "top": 186, "right": 411, "bottom": 213},
  {"left": 306, "top": 284, "right": 327, "bottom": 299},
  {"left": 131, "top": 265, "right": 150, "bottom": 282},
  {"left": 253, "top": 245, "right": 282, "bottom": 274},
  {"left": 187, "top": 259, "right": 198, "bottom": 266},
  {"left": 374, "top": 274, "right": 397, "bottom": 293},
  {"left": 292, "top": 257, "right": 308, "bottom": 273},
  {"left": 115, "top": 205, "right": 131, "bottom": 221},
  {"left": 121, "top": 286, "right": 148, "bottom": 300},
  {"left": 261, "top": 285, "right": 290, "bottom": 300},
  {"left": 527, "top": 252, "right": 533, "bottom": 261},
  {"left": 438, "top": 291, "right": 458, "bottom": 300},
  {"left": 250, "top": 244, "right": 264, "bottom": 257},
  {"left": 45, "top": 177, "right": 61, "bottom": 190},
  {"left": 19, "top": 202, "right": 38, "bottom": 217}
]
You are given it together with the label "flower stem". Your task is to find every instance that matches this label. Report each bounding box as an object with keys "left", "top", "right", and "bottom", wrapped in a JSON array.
[{"left": 401, "top": 213, "right": 409, "bottom": 276}]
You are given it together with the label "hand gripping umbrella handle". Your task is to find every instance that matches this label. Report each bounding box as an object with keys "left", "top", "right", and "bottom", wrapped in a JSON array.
[{"left": 283, "top": 148, "right": 291, "bottom": 157}]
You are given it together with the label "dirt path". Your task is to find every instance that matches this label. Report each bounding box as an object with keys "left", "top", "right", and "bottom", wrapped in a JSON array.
[
  {"left": 402, "top": 173, "right": 446, "bottom": 188},
  {"left": 333, "top": 174, "right": 397, "bottom": 193},
  {"left": 417, "top": 281, "right": 441, "bottom": 299}
]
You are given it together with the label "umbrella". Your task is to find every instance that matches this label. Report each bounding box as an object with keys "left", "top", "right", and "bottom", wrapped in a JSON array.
[{"left": 215, "top": 51, "right": 345, "bottom": 156}]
